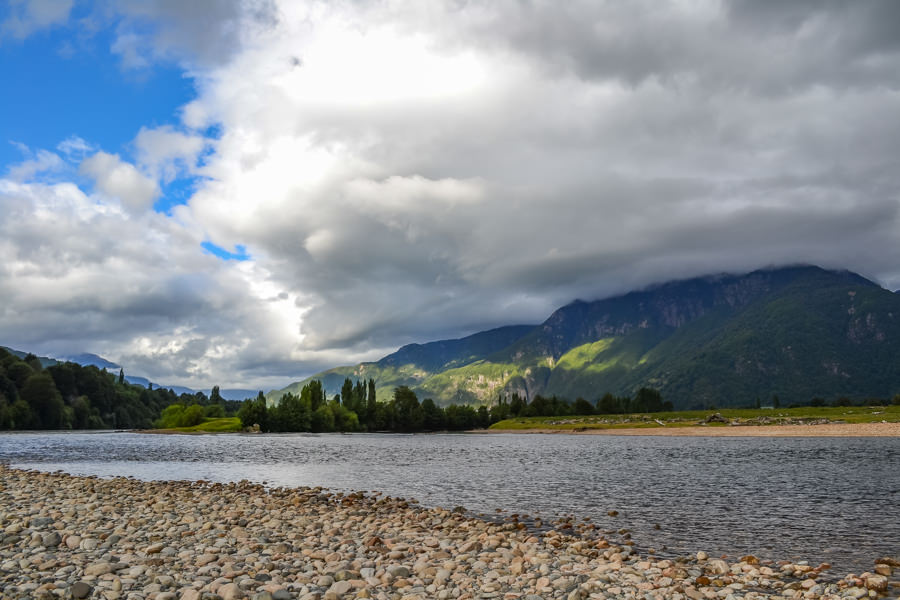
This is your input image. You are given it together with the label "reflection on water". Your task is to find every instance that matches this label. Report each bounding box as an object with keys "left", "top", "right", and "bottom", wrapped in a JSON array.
[{"left": 1, "top": 431, "right": 897, "bottom": 575}]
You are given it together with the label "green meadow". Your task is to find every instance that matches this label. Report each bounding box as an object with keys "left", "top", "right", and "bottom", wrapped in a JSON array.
[{"left": 159, "top": 417, "right": 243, "bottom": 433}]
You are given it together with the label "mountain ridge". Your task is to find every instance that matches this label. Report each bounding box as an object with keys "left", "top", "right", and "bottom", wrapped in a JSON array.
[{"left": 271, "top": 265, "right": 900, "bottom": 408}]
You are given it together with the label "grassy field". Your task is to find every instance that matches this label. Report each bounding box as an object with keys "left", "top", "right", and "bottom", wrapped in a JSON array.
[
  {"left": 490, "top": 404, "right": 900, "bottom": 430},
  {"left": 156, "top": 417, "right": 244, "bottom": 433}
]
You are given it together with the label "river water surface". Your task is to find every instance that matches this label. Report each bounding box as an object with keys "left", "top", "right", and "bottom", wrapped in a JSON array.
[{"left": 1, "top": 431, "right": 897, "bottom": 576}]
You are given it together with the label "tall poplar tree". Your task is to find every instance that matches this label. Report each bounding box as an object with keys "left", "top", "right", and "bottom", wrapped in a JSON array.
[
  {"left": 340, "top": 378, "right": 353, "bottom": 408},
  {"left": 366, "top": 378, "right": 376, "bottom": 430}
]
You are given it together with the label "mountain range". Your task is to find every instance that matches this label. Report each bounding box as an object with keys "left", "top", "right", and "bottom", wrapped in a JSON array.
[{"left": 270, "top": 265, "right": 900, "bottom": 409}]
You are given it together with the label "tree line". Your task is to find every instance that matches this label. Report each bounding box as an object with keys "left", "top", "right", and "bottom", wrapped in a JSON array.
[
  {"left": 497, "top": 387, "right": 674, "bottom": 418},
  {"left": 236, "top": 379, "right": 676, "bottom": 433},
  {"left": 238, "top": 379, "right": 501, "bottom": 433},
  {"left": 0, "top": 348, "right": 234, "bottom": 430}
]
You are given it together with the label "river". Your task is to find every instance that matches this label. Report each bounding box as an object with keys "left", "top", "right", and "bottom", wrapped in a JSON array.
[{"left": 1, "top": 431, "right": 897, "bottom": 576}]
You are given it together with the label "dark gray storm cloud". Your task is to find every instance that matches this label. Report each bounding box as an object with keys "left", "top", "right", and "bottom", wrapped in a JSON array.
[{"left": 168, "top": 0, "right": 900, "bottom": 357}]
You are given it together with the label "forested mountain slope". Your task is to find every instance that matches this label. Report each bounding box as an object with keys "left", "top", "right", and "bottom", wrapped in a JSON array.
[{"left": 271, "top": 266, "right": 900, "bottom": 408}]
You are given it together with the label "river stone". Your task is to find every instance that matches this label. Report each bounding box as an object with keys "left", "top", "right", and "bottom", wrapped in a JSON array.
[
  {"left": 219, "top": 582, "right": 245, "bottom": 600},
  {"left": 180, "top": 590, "right": 201, "bottom": 600},
  {"left": 387, "top": 565, "right": 410, "bottom": 578},
  {"left": 81, "top": 538, "right": 99, "bottom": 551},
  {"left": 705, "top": 559, "right": 729, "bottom": 575},
  {"left": 146, "top": 542, "right": 165, "bottom": 554},
  {"left": 32, "top": 516, "right": 54, "bottom": 528},
  {"left": 42, "top": 531, "right": 62, "bottom": 547},
  {"left": 328, "top": 580, "right": 352, "bottom": 595},
  {"left": 70, "top": 581, "right": 93, "bottom": 599},
  {"left": 84, "top": 562, "right": 114, "bottom": 576},
  {"left": 863, "top": 574, "right": 888, "bottom": 592}
]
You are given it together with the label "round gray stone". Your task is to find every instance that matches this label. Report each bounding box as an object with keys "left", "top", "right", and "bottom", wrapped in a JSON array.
[{"left": 70, "top": 581, "right": 92, "bottom": 599}]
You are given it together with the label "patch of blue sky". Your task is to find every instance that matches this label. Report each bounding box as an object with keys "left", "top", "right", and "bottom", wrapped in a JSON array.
[
  {"left": 149, "top": 123, "right": 224, "bottom": 213},
  {"left": 196, "top": 123, "right": 223, "bottom": 164},
  {"left": 154, "top": 175, "right": 204, "bottom": 214},
  {"left": 0, "top": 19, "right": 195, "bottom": 175},
  {"left": 201, "top": 242, "right": 251, "bottom": 262}
]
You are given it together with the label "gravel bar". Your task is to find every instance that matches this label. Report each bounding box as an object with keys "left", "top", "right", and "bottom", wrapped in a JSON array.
[{"left": 0, "top": 465, "right": 896, "bottom": 600}]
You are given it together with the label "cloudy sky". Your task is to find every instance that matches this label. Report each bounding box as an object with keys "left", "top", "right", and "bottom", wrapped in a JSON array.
[{"left": 2, "top": 1, "right": 900, "bottom": 390}]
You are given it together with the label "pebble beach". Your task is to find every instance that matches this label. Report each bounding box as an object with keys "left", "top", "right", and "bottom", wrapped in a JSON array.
[{"left": 0, "top": 465, "right": 896, "bottom": 600}]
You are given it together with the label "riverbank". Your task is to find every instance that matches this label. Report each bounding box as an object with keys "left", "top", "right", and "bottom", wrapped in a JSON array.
[
  {"left": 483, "top": 421, "right": 900, "bottom": 437},
  {"left": 0, "top": 466, "right": 895, "bottom": 600},
  {"left": 489, "top": 406, "right": 900, "bottom": 436}
]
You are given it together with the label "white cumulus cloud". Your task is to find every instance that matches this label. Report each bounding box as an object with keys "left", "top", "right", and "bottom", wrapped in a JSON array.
[
  {"left": 79, "top": 151, "right": 159, "bottom": 212},
  {"left": 133, "top": 125, "right": 207, "bottom": 183}
]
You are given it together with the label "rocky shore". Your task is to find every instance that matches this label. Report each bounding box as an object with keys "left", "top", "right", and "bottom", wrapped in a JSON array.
[{"left": 0, "top": 465, "right": 896, "bottom": 600}]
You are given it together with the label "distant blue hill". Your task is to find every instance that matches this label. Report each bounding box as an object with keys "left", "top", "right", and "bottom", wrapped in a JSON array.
[
  {"left": 217, "top": 389, "right": 259, "bottom": 401},
  {"left": 58, "top": 353, "right": 121, "bottom": 370}
]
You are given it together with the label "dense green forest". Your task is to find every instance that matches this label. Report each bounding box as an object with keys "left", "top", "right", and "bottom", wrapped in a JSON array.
[
  {"left": 236, "top": 379, "right": 496, "bottom": 432},
  {"left": 0, "top": 347, "right": 236, "bottom": 430},
  {"left": 236, "top": 377, "right": 676, "bottom": 433}
]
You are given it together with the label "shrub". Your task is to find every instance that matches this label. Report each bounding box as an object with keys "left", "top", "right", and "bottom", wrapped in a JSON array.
[
  {"left": 155, "top": 403, "right": 205, "bottom": 428},
  {"left": 204, "top": 404, "right": 225, "bottom": 418}
]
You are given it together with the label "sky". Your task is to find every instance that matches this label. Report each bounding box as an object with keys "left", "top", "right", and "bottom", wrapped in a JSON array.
[{"left": 2, "top": 0, "right": 900, "bottom": 390}]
